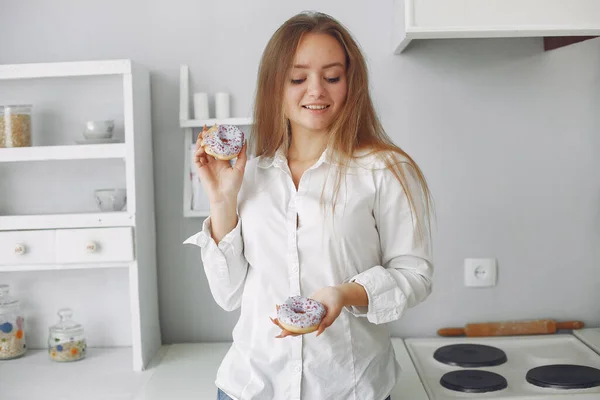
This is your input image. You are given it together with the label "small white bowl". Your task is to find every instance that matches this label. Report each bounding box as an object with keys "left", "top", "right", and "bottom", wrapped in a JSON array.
[
  {"left": 95, "top": 189, "right": 126, "bottom": 212},
  {"left": 84, "top": 120, "right": 115, "bottom": 140}
]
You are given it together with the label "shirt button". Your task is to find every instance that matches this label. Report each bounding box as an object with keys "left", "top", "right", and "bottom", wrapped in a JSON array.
[{"left": 294, "top": 364, "right": 302, "bottom": 373}]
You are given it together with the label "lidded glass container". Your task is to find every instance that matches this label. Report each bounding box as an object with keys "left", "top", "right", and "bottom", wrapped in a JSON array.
[
  {"left": 0, "top": 104, "right": 32, "bottom": 148},
  {"left": 0, "top": 284, "right": 27, "bottom": 360},
  {"left": 48, "top": 308, "right": 86, "bottom": 362}
]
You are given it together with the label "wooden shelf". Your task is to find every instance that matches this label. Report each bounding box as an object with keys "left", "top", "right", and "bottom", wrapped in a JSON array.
[
  {"left": 0, "top": 143, "right": 126, "bottom": 163},
  {"left": 0, "top": 212, "right": 134, "bottom": 231},
  {"left": 180, "top": 117, "right": 252, "bottom": 128}
]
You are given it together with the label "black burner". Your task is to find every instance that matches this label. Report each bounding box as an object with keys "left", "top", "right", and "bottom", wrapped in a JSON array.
[
  {"left": 526, "top": 364, "right": 600, "bottom": 389},
  {"left": 440, "top": 370, "right": 508, "bottom": 393},
  {"left": 433, "top": 344, "right": 507, "bottom": 367}
]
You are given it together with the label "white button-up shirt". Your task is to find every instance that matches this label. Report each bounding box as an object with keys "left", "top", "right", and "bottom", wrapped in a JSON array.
[{"left": 184, "top": 147, "right": 433, "bottom": 400}]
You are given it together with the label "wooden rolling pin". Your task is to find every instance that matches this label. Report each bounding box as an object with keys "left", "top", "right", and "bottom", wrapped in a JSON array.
[{"left": 438, "top": 319, "right": 584, "bottom": 337}]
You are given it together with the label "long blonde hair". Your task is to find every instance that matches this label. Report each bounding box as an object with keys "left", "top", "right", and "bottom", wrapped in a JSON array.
[{"left": 251, "top": 11, "right": 434, "bottom": 244}]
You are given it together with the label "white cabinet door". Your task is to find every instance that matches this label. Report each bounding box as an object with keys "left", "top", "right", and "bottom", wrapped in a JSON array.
[
  {"left": 0, "top": 230, "right": 56, "bottom": 265},
  {"left": 394, "top": 0, "right": 600, "bottom": 53},
  {"left": 413, "top": 0, "right": 600, "bottom": 29},
  {"left": 56, "top": 227, "right": 134, "bottom": 264}
]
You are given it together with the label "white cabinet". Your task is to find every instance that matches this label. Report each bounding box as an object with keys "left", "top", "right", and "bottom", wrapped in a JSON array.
[
  {"left": 55, "top": 227, "right": 134, "bottom": 264},
  {"left": 0, "top": 227, "right": 135, "bottom": 266},
  {"left": 393, "top": 0, "right": 600, "bottom": 53},
  {"left": 0, "top": 230, "right": 56, "bottom": 265},
  {"left": 0, "top": 59, "right": 160, "bottom": 372}
]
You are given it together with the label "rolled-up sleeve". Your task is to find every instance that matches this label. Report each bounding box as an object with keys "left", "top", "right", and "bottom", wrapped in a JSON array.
[
  {"left": 345, "top": 161, "right": 434, "bottom": 324},
  {"left": 183, "top": 216, "right": 249, "bottom": 311}
]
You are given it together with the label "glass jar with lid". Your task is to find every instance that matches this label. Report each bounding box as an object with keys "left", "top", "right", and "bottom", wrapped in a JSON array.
[
  {"left": 0, "top": 284, "right": 27, "bottom": 360},
  {"left": 48, "top": 308, "right": 86, "bottom": 362},
  {"left": 0, "top": 104, "right": 32, "bottom": 148}
]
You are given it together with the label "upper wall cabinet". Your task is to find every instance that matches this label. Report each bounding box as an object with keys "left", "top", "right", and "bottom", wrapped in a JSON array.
[{"left": 393, "top": 0, "right": 600, "bottom": 53}]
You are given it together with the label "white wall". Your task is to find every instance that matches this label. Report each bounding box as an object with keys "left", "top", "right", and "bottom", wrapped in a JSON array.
[{"left": 2, "top": 0, "right": 600, "bottom": 342}]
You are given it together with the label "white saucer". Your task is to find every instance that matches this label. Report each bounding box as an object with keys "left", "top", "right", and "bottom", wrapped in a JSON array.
[{"left": 75, "top": 138, "right": 121, "bottom": 144}]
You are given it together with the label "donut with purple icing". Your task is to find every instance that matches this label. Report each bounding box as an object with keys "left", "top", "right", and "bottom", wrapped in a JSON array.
[
  {"left": 276, "top": 296, "right": 326, "bottom": 334},
  {"left": 200, "top": 124, "right": 244, "bottom": 161}
]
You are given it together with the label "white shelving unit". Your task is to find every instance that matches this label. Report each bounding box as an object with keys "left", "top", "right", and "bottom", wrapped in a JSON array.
[
  {"left": 0, "top": 59, "right": 160, "bottom": 372},
  {"left": 179, "top": 65, "right": 252, "bottom": 218}
]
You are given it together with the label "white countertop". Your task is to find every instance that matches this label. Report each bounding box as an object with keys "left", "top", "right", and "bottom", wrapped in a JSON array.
[
  {"left": 0, "top": 338, "right": 428, "bottom": 400},
  {"left": 0, "top": 347, "right": 163, "bottom": 400}
]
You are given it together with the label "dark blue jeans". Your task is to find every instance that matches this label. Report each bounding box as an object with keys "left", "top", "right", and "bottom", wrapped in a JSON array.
[
  {"left": 217, "top": 388, "right": 391, "bottom": 400},
  {"left": 217, "top": 389, "right": 233, "bottom": 400}
]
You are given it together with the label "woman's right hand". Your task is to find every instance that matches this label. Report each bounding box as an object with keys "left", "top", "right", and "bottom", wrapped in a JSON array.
[{"left": 194, "top": 125, "right": 248, "bottom": 206}]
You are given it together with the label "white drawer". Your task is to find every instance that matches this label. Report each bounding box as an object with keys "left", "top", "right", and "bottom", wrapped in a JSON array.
[
  {"left": 0, "top": 230, "right": 56, "bottom": 265},
  {"left": 56, "top": 227, "right": 134, "bottom": 264}
]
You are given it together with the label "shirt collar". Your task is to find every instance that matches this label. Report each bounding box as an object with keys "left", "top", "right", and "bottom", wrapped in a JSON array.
[{"left": 257, "top": 145, "right": 333, "bottom": 169}]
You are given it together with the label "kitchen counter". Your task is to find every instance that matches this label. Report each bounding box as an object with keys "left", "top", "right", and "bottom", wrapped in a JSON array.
[
  {"left": 0, "top": 346, "right": 164, "bottom": 400},
  {"left": 0, "top": 338, "right": 428, "bottom": 400}
]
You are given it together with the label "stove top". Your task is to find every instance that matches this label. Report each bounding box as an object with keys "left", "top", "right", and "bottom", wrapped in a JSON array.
[
  {"left": 440, "top": 369, "right": 508, "bottom": 393},
  {"left": 405, "top": 334, "right": 600, "bottom": 399},
  {"left": 434, "top": 343, "right": 508, "bottom": 367},
  {"left": 526, "top": 364, "right": 600, "bottom": 389}
]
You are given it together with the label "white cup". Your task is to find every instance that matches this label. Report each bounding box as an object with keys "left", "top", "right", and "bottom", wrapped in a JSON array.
[
  {"left": 215, "top": 92, "right": 230, "bottom": 119},
  {"left": 193, "top": 93, "right": 209, "bottom": 120}
]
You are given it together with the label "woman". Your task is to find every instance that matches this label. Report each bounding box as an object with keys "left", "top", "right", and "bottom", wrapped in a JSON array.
[{"left": 185, "top": 11, "right": 434, "bottom": 400}]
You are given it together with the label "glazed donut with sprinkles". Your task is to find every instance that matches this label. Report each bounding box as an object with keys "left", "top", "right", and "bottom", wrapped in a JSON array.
[
  {"left": 199, "top": 124, "right": 245, "bottom": 161},
  {"left": 275, "top": 296, "right": 326, "bottom": 334}
]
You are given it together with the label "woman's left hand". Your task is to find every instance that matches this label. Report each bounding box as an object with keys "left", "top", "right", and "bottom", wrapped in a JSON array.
[
  {"left": 310, "top": 286, "right": 346, "bottom": 337},
  {"left": 271, "top": 286, "right": 346, "bottom": 338}
]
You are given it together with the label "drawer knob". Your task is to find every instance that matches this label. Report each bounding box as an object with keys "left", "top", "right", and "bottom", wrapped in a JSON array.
[
  {"left": 14, "top": 243, "right": 26, "bottom": 255},
  {"left": 85, "top": 241, "right": 98, "bottom": 253}
]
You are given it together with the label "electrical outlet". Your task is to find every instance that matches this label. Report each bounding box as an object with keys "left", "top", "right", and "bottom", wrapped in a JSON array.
[{"left": 464, "top": 258, "right": 497, "bottom": 287}]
